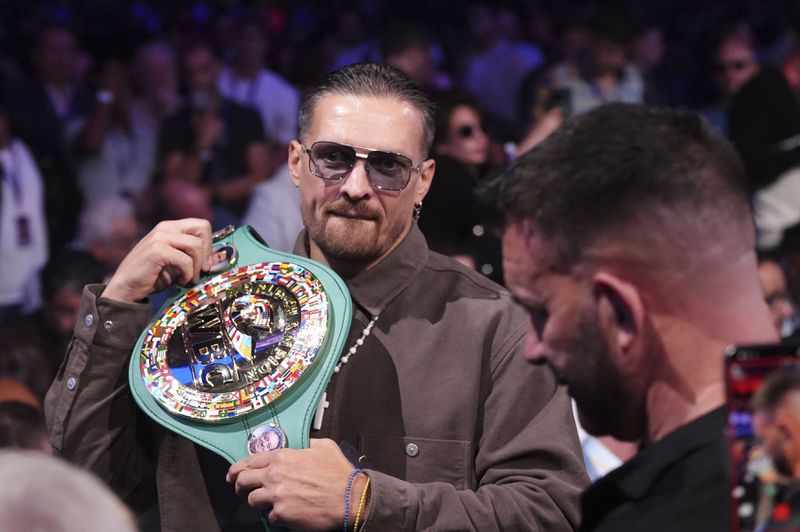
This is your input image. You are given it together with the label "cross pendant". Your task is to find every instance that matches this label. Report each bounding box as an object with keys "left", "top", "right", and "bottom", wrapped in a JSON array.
[{"left": 312, "top": 392, "right": 330, "bottom": 431}]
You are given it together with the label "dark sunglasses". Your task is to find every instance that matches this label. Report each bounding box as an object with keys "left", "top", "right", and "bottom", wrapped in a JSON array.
[
  {"left": 456, "top": 123, "right": 487, "bottom": 139},
  {"left": 303, "top": 141, "right": 423, "bottom": 191}
]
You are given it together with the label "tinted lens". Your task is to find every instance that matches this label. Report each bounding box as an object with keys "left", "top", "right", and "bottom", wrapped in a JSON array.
[
  {"left": 365, "top": 151, "right": 412, "bottom": 190},
  {"left": 309, "top": 142, "right": 356, "bottom": 180}
]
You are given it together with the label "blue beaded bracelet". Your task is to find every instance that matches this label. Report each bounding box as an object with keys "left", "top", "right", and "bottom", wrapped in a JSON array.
[{"left": 344, "top": 467, "right": 361, "bottom": 532}]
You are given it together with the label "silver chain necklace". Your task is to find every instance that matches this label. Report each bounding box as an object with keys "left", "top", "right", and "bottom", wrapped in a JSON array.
[{"left": 313, "top": 314, "right": 380, "bottom": 430}]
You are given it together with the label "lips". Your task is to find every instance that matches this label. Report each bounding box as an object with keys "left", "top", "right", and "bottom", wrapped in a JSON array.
[{"left": 325, "top": 202, "right": 379, "bottom": 221}]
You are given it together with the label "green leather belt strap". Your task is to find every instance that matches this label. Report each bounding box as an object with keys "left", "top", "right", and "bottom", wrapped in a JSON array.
[{"left": 129, "top": 225, "right": 352, "bottom": 464}]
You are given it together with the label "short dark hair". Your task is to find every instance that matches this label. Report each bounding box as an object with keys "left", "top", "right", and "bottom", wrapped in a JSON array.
[
  {"left": 751, "top": 371, "right": 800, "bottom": 412},
  {"left": 297, "top": 62, "right": 435, "bottom": 156},
  {"left": 485, "top": 103, "right": 752, "bottom": 267}
]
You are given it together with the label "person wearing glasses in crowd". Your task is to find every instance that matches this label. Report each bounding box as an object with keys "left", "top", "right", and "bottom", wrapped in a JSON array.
[
  {"left": 700, "top": 23, "right": 760, "bottom": 137},
  {"left": 418, "top": 91, "right": 502, "bottom": 280},
  {"left": 46, "top": 63, "right": 587, "bottom": 531}
]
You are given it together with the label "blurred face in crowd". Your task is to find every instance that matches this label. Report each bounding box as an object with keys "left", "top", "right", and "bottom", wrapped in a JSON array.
[
  {"left": 183, "top": 46, "right": 221, "bottom": 93},
  {"left": 503, "top": 222, "right": 647, "bottom": 440},
  {"left": 754, "top": 394, "right": 800, "bottom": 479},
  {"left": 716, "top": 38, "right": 759, "bottom": 97},
  {"left": 33, "top": 28, "right": 78, "bottom": 86},
  {"left": 630, "top": 28, "right": 665, "bottom": 71},
  {"left": 234, "top": 24, "right": 267, "bottom": 66},
  {"left": 759, "top": 260, "right": 796, "bottom": 334},
  {"left": 136, "top": 46, "right": 178, "bottom": 107},
  {"left": 594, "top": 38, "right": 627, "bottom": 75},
  {"left": 90, "top": 214, "right": 141, "bottom": 273},
  {"left": 289, "top": 94, "right": 434, "bottom": 269},
  {"left": 435, "top": 105, "right": 489, "bottom": 169}
]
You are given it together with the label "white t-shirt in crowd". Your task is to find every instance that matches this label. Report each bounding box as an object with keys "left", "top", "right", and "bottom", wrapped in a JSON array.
[
  {"left": 218, "top": 67, "right": 300, "bottom": 146},
  {"left": 0, "top": 140, "right": 48, "bottom": 309}
]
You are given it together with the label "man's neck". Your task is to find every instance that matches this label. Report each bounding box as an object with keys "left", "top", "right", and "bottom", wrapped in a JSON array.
[{"left": 645, "top": 297, "right": 777, "bottom": 443}]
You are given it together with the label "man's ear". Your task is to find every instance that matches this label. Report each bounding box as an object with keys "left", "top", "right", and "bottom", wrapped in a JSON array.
[
  {"left": 288, "top": 140, "right": 303, "bottom": 188},
  {"left": 591, "top": 271, "right": 645, "bottom": 352},
  {"left": 415, "top": 158, "right": 435, "bottom": 204}
]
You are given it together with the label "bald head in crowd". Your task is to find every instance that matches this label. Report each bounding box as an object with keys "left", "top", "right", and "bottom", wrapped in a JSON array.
[{"left": 489, "top": 103, "right": 777, "bottom": 530}]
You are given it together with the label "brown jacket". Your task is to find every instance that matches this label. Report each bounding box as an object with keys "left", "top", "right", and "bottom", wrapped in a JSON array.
[{"left": 46, "top": 226, "right": 588, "bottom": 531}]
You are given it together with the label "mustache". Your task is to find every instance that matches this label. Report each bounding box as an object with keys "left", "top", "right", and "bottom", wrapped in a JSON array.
[{"left": 324, "top": 199, "right": 380, "bottom": 219}]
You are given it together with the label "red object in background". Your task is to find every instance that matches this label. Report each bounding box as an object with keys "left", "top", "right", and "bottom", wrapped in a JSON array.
[{"left": 773, "top": 502, "right": 791, "bottom": 522}]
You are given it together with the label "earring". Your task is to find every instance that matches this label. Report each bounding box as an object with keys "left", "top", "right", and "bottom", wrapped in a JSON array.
[{"left": 413, "top": 201, "right": 422, "bottom": 222}]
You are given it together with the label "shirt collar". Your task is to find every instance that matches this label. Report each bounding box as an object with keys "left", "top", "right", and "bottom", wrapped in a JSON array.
[
  {"left": 292, "top": 224, "right": 429, "bottom": 317},
  {"left": 585, "top": 406, "right": 726, "bottom": 501}
]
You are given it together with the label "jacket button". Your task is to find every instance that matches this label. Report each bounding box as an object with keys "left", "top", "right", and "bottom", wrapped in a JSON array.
[
  {"left": 405, "top": 443, "right": 419, "bottom": 457},
  {"left": 103, "top": 320, "right": 113, "bottom": 330},
  {"left": 84, "top": 314, "right": 94, "bottom": 327},
  {"left": 66, "top": 377, "right": 77, "bottom": 391}
]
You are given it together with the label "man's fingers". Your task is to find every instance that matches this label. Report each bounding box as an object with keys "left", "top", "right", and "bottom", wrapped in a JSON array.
[
  {"left": 234, "top": 468, "right": 269, "bottom": 497},
  {"left": 152, "top": 232, "right": 207, "bottom": 284},
  {"left": 227, "top": 452, "right": 275, "bottom": 483},
  {"left": 153, "top": 242, "right": 197, "bottom": 286}
]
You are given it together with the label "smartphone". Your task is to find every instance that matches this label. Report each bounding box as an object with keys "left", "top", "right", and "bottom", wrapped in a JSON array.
[
  {"left": 725, "top": 342, "right": 800, "bottom": 532},
  {"left": 544, "top": 87, "right": 572, "bottom": 117}
]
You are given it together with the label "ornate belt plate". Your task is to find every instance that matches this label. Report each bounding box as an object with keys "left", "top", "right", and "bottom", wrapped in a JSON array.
[{"left": 129, "top": 226, "right": 352, "bottom": 465}]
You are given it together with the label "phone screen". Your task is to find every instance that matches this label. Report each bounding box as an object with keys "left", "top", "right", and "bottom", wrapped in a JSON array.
[{"left": 726, "top": 343, "right": 800, "bottom": 532}]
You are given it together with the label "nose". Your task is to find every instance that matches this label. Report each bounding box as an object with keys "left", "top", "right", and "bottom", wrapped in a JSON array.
[{"left": 338, "top": 159, "right": 372, "bottom": 200}]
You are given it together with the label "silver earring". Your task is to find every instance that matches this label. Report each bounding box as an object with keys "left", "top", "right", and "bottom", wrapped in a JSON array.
[{"left": 413, "top": 201, "right": 422, "bottom": 222}]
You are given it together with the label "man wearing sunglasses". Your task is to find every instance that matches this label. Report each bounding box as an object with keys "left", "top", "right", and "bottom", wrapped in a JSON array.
[{"left": 46, "top": 63, "right": 586, "bottom": 531}]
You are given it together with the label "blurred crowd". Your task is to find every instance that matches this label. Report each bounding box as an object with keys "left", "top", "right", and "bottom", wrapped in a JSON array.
[{"left": 3, "top": 0, "right": 800, "bottom": 508}]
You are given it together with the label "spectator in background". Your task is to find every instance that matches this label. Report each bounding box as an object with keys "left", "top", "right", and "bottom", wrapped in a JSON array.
[
  {"left": 4, "top": 24, "right": 89, "bottom": 255},
  {"left": 128, "top": 41, "right": 181, "bottom": 223},
  {"left": 325, "top": 8, "right": 379, "bottom": 72},
  {"left": 380, "top": 23, "right": 452, "bottom": 95},
  {"left": 73, "top": 198, "right": 141, "bottom": 279},
  {"left": 242, "top": 163, "right": 303, "bottom": 252},
  {"left": 0, "top": 107, "right": 48, "bottom": 319},
  {"left": 548, "top": 12, "right": 644, "bottom": 117},
  {"left": 728, "top": 66, "right": 800, "bottom": 253},
  {"left": 159, "top": 42, "right": 270, "bottom": 228},
  {"left": 629, "top": 23, "right": 666, "bottom": 105},
  {"left": 419, "top": 91, "right": 501, "bottom": 279},
  {"left": 132, "top": 41, "right": 181, "bottom": 121},
  {"left": 461, "top": 2, "right": 544, "bottom": 131},
  {"left": 218, "top": 20, "right": 299, "bottom": 158},
  {"left": 0, "top": 250, "right": 104, "bottom": 400},
  {"left": 759, "top": 258, "right": 800, "bottom": 342},
  {"left": 68, "top": 57, "right": 158, "bottom": 207},
  {"left": 701, "top": 24, "right": 760, "bottom": 137},
  {"left": 0, "top": 451, "right": 137, "bottom": 532}
]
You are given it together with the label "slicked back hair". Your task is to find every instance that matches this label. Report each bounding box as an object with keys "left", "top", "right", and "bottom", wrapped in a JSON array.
[
  {"left": 486, "top": 103, "right": 752, "bottom": 268},
  {"left": 297, "top": 62, "right": 435, "bottom": 157}
]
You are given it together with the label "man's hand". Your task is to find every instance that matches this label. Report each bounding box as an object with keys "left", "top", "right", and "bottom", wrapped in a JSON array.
[
  {"left": 227, "top": 438, "right": 369, "bottom": 530},
  {"left": 103, "top": 218, "right": 213, "bottom": 304}
]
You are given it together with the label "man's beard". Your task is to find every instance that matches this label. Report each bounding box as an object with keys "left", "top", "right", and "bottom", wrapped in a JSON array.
[
  {"left": 566, "top": 309, "right": 643, "bottom": 441},
  {"left": 302, "top": 198, "right": 407, "bottom": 264}
]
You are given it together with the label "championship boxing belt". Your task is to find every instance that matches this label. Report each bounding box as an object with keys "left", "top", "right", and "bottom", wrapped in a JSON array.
[{"left": 129, "top": 225, "right": 352, "bottom": 464}]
